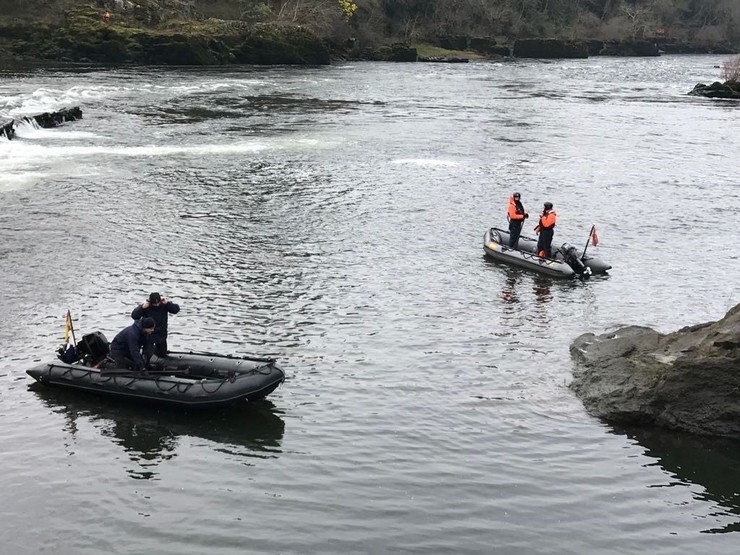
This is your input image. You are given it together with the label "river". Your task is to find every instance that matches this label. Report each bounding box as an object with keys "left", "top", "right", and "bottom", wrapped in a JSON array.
[{"left": 1, "top": 55, "right": 739, "bottom": 553}]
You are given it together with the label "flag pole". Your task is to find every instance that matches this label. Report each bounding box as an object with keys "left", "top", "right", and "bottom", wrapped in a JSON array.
[
  {"left": 582, "top": 225, "right": 595, "bottom": 259},
  {"left": 67, "top": 309, "right": 77, "bottom": 348}
]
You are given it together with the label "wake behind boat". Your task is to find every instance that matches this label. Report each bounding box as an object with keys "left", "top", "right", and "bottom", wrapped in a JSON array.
[
  {"left": 483, "top": 227, "right": 611, "bottom": 278},
  {"left": 27, "top": 331, "right": 285, "bottom": 409}
]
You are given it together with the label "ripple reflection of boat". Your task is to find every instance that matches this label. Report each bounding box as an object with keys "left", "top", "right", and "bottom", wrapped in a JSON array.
[
  {"left": 613, "top": 424, "right": 740, "bottom": 533},
  {"left": 29, "top": 382, "right": 285, "bottom": 471}
]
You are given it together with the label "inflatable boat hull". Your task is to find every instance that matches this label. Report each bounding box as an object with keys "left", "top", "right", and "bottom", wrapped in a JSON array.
[
  {"left": 27, "top": 351, "right": 285, "bottom": 409},
  {"left": 483, "top": 228, "right": 611, "bottom": 277}
]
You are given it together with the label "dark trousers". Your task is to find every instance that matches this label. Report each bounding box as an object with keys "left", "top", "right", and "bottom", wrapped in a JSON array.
[
  {"left": 145, "top": 338, "right": 168, "bottom": 360},
  {"left": 109, "top": 350, "right": 139, "bottom": 371},
  {"left": 508, "top": 221, "right": 523, "bottom": 249},
  {"left": 537, "top": 228, "right": 554, "bottom": 258}
]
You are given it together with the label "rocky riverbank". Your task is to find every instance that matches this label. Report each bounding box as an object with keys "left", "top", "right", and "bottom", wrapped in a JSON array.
[
  {"left": 0, "top": 12, "right": 737, "bottom": 66},
  {"left": 0, "top": 19, "right": 331, "bottom": 65},
  {"left": 570, "top": 304, "right": 740, "bottom": 439}
]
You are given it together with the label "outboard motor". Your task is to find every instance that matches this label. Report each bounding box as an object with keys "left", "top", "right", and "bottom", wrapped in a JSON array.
[
  {"left": 76, "top": 331, "right": 110, "bottom": 366},
  {"left": 560, "top": 243, "right": 591, "bottom": 276}
]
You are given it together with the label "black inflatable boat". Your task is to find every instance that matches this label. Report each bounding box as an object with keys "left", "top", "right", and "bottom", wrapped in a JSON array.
[
  {"left": 483, "top": 227, "right": 611, "bottom": 278},
  {"left": 27, "top": 332, "right": 285, "bottom": 409}
]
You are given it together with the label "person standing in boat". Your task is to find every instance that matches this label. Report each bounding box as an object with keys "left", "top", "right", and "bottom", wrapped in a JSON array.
[
  {"left": 131, "top": 292, "right": 180, "bottom": 358},
  {"left": 109, "top": 317, "right": 156, "bottom": 372},
  {"left": 507, "top": 192, "right": 528, "bottom": 249},
  {"left": 535, "top": 202, "right": 557, "bottom": 258}
]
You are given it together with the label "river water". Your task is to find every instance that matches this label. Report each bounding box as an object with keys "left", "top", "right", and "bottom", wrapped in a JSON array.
[{"left": 1, "top": 55, "right": 739, "bottom": 553}]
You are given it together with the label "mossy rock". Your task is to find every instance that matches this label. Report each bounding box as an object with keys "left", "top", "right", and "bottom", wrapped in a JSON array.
[
  {"left": 388, "top": 43, "right": 417, "bottom": 62},
  {"left": 137, "top": 33, "right": 232, "bottom": 64},
  {"left": 234, "top": 23, "right": 329, "bottom": 65},
  {"left": 0, "top": 19, "right": 326, "bottom": 66}
]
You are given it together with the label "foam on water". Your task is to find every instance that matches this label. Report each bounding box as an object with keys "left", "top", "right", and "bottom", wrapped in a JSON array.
[{"left": 391, "top": 158, "right": 460, "bottom": 166}]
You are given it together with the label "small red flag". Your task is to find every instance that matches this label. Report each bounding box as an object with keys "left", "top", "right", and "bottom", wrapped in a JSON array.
[{"left": 590, "top": 226, "right": 600, "bottom": 247}]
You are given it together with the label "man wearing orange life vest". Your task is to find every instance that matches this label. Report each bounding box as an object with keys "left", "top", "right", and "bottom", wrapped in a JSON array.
[
  {"left": 507, "top": 192, "right": 528, "bottom": 249},
  {"left": 535, "top": 201, "right": 556, "bottom": 258}
]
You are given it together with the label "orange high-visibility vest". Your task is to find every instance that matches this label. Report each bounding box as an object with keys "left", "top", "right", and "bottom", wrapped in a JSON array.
[
  {"left": 507, "top": 196, "right": 526, "bottom": 222},
  {"left": 539, "top": 210, "right": 556, "bottom": 229}
]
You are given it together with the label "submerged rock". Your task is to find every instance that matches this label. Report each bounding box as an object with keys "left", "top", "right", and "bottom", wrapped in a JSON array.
[
  {"left": 1, "top": 107, "right": 82, "bottom": 140},
  {"left": 570, "top": 304, "right": 740, "bottom": 438}
]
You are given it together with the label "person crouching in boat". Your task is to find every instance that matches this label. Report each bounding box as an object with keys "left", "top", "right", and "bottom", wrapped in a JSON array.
[
  {"left": 507, "top": 192, "right": 528, "bottom": 249},
  {"left": 535, "top": 202, "right": 556, "bottom": 258},
  {"left": 109, "top": 317, "right": 156, "bottom": 372}
]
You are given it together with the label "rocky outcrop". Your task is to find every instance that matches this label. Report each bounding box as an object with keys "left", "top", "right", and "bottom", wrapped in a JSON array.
[
  {"left": 1, "top": 107, "right": 82, "bottom": 140},
  {"left": 0, "top": 19, "right": 328, "bottom": 65},
  {"left": 354, "top": 43, "right": 417, "bottom": 62},
  {"left": 689, "top": 81, "right": 740, "bottom": 99},
  {"left": 437, "top": 36, "right": 469, "bottom": 51},
  {"left": 426, "top": 36, "right": 510, "bottom": 57},
  {"left": 599, "top": 40, "right": 660, "bottom": 56},
  {"left": 513, "top": 38, "right": 588, "bottom": 59},
  {"left": 234, "top": 23, "right": 330, "bottom": 65},
  {"left": 585, "top": 40, "right": 604, "bottom": 56},
  {"left": 659, "top": 41, "right": 738, "bottom": 55},
  {"left": 570, "top": 304, "right": 740, "bottom": 438},
  {"left": 1, "top": 120, "right": 14, "bottom": 140}
]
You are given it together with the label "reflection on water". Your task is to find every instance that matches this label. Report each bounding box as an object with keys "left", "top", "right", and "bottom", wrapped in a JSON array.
[
  {"left": 497, "top": 264, "right": 554, "bottom": 307},
  {"left": 29, "top": 384, "right": 285, "bottom": 480},
  {"left": 614, "top": 424, "right": 740, "bottom": 534},
  {"left": 533, "top": 275, "right": 553, "bottom": 304}
]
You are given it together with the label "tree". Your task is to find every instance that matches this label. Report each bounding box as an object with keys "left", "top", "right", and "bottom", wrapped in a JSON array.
[{"left": 621, "top": 1, "right": 654, "bottom": 38}]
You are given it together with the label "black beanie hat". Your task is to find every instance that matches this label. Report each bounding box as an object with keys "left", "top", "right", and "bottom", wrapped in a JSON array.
[
  {"left": 141, "top": 317, "right": 155, "bottom": 329},
  {"left": 149, "top": 292, "right": 161, "bottom": 304}
]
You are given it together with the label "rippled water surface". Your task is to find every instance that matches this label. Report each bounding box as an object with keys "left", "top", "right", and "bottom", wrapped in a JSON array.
[{"left": 1, "top": 56, "right": 740, "bottom": 554}]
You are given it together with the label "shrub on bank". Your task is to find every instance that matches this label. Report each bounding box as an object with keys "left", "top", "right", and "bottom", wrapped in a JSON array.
[{"left": 722, "top": 55, "right": 740, "bottom": 83}]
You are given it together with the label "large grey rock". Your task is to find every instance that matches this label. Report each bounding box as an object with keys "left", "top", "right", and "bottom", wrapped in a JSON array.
[
  {"left": 689, "top": 81, "right": 740, "bottom": 99},
  {"left": 600, "top": 40, "right": 660, "bottom": 56},
  {"left": 513, "top": 38, "right": 588, "bottom": 59},
  {"left": 570, "top": 304, "right": 740, "bottom": 438}
]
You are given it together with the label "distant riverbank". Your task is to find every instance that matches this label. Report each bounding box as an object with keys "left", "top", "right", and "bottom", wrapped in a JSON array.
[{"left": 0, "top": 16, "right": 737, "bottom": 66}]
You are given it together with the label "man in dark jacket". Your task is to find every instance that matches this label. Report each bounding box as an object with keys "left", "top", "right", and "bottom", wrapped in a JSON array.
[
  {"left": 131, "top": 292, "right": 180, "bottom": 357},
  {"left": 109, "top": 317, "right": 155, "bottom": 372}
]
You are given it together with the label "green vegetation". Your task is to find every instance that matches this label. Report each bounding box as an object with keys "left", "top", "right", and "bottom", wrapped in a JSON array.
[
  {"left": 0, "top": 0, "right": 737, "bottom": 64},
  {"left": 413, "top": 43, "right": 485, "bottom": 59},
  {"left": 1, "top": 1, "right": 738, "bottom": 44}
]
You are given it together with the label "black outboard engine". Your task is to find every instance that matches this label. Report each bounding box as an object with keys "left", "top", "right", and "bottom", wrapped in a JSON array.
[
  {"left": 76, "top": 331, "right": 110, "bottom": 366},
  {"left": 560, "top": 243, "right": 591, "bottom": 276}
]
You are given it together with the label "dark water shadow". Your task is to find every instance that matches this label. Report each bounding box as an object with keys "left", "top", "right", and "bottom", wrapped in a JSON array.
[
  {"left": 28, "top": 383, "right": 285, "bottom": 480},
  {"left": 612, "top": 424, "right": 740, "bottom": 533}
]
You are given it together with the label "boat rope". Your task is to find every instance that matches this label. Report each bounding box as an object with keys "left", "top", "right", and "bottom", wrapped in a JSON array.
[
  {"left": 198, "top": 378, "right": 229, "bottom": 394},
  {"left": 151, "top": 379, "right": 191, "bottom": 393},
  {"left": 91, "top": 371, "right": 150, "bottom": 387},
  {"left": 239, "top": 363, "right": 273, "bottom": 376},
  {"left": 501, "top": 244, "right": 563, "bottom": 263},
  {"left": 58, "top": 365, "right": 94, "bottom": 380},
  {"left": 46, "top": 359, "right": 277, "bottom": 396}
]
